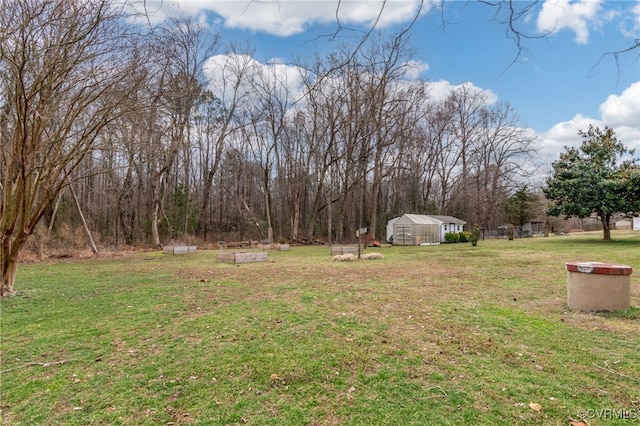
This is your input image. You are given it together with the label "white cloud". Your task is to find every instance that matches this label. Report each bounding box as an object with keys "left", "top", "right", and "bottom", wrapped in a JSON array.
[
  {"left": 210, "top": 1, "right": 321, "bottom": 37},
  {"left": 600, "top": 81, "right": 640, "bottom": 127},
  {"left": 538, "top": 116, "right": 640, "bottom": 183},
  {"left": 600, "top": 81, "right": 640, "bottom": 154},
  {"left": 612, "top": 125, "right": 640, "bottom": 153},
  {"left": 426, "top": 80, "right": 498, "bottom": 105},
  {"left": 539, "top": 81, "right": 640, "bottom": 161},
  {"left": 128, "top": 0, "right": 432, "bottom": 36},
  {"left": 125, "top": 0, "right": 208, "bottom": 25},
  {"left": 539, "top": 114, "right": 603, "bottom": 160},
  {"left": 204, "top": 53, "right": 303, "bottom": 106},
  {"left": 634, "top": 1, "right": 640, "bottom": 28},
  {"left": 402, "top": 60, "right": 430, "bottom": 80},
  {"left": 537, "top": 0, "right": 603, "bottom": 44}
]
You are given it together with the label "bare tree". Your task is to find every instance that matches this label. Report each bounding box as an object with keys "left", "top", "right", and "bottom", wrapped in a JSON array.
[
  {"left": 0, "top": 0, "right": 143, "bottom": 296},
  {"left": 448, "top": 85, "right": 488, "bottom": 218},
  {"left": 246, "top": 59, "right": 295, "bottom": 243},
  {"left": 194, "top": 48, "right": 256, "bottom": 240},
  {"left": 192, "top": 90, "right": 228, "bottom": 239},
  {"left": 358, "top": 33, "right": 421, "bottom": 242},
  {"left": 429, "top": 96, "right": 462, "bottom": 215},
  {"left": 143, "top": 16, "right": 218, "bottom": 246},
  {"left": 462, "top": 101, "right": 537, "bottom": 232}
]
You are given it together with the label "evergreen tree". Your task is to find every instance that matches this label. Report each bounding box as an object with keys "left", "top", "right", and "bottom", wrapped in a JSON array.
[
  {"left": 544, "top": 126, "right": 640, "bottom": 240},
  {"left": 504, "top": 185, "right": 538, "bottom": 237}
]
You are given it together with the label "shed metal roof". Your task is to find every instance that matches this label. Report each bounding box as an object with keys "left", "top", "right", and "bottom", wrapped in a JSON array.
[{"left": 429, "top": 215, "right": 467, "bottom": 225}]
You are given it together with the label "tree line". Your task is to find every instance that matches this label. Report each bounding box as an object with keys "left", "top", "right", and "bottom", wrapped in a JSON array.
[{"left": 86, "top": 28, "right": 535, "bottom": 246}]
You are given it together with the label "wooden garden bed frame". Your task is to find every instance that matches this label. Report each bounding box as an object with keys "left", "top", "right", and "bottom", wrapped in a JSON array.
[{"left": 216, "top": 252, "right": 269, "bottom": 264}]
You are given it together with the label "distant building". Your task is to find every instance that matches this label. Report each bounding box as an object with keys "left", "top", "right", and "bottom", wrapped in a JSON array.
[
  {"left": 614, "top": 218, "right": 632, "bottom": 230},
  {"left": 520, "top": 221, "right": 545, "bottom": 237}
]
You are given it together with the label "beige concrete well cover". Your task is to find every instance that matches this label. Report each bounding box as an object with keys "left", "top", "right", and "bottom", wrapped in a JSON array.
[{"left": 566, "top": 261, "right": 632, "bottom": 312}]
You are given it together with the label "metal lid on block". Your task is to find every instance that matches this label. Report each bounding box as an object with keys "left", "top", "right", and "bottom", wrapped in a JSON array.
[{"left": 566, "top": 262, "right": 632, "bottom": 275}]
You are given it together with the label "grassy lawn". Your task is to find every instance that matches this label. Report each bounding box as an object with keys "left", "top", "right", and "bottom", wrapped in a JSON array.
[{"left": 1, "top": 231, "right": 639, "bottom": 425}]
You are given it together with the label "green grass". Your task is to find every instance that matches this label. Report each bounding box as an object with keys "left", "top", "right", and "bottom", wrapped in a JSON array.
[{"left": 1, "top": 231, "right": 639, "bottom": 425}]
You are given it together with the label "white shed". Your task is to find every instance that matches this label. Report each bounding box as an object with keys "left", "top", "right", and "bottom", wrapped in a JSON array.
[
  {"left": 428, "top": 215, "right": 467, "bottom": 242},
  {"left": 386, "top": 217, "right": 400, "bottom": 243}
]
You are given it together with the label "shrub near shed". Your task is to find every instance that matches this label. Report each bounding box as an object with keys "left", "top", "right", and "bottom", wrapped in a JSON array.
[{"left": 445, "top": 232, "right": 460, "bottom": 243}]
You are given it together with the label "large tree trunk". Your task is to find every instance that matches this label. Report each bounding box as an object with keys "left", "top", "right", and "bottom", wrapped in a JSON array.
[
  {"left": 601, "top": 213, "right": 612, "bottom": 241},
  {"left": 151, "top": 201, "right": 162, "bottom": 248},
  {"left": 265, "top": 189, "right": 274, "bottom": 243},
  {"left": 196, "top": 170, "right": 216, "bottom": 239},
  {"left": 327, "top": 193, "right": 333, "bottom": 245},
  {"left": 1, "top": 234, "right": 27, "bottom": 297},
  {"left": 290, "top": 194, "right": 301, "bottom": 241},
  {"left": 1, "top": 261, "right": 18, "bottom": 298},
  {"left": 367, "top": 146, "right": 384, "bottom": 242}
]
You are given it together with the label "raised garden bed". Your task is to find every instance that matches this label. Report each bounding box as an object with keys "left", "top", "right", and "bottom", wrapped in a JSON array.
[
  {"left": 330, "top": 246, "right": 358, "bottom": 255},
  {"left": 217, "top": 252, "right": 269, "bottom": 264},
  {"left": 163, "top": 245, "right": 197, "bottom": 255},
  {"left": 256, "top": 243, "right": 290, "bottom": 251},
  {"left": 223, "top": 240, "right": 257, "bottom": 249}
]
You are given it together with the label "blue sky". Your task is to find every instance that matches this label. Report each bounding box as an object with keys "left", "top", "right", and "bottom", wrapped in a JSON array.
[{"left": 137, "top": 0, "right": 640, "bottom": 163}]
